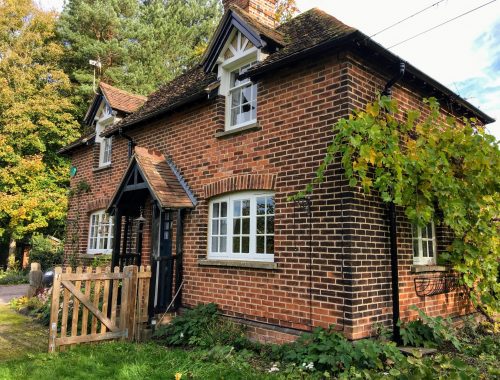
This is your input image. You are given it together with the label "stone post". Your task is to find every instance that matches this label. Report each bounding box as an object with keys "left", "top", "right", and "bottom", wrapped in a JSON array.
[{"left": 28, "top": 262, "right": 43, "bottom": 297}]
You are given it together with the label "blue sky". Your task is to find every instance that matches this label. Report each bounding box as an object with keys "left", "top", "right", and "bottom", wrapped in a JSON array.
[{"left": 38, "top": 0, "right": 500, "bottom": 140}]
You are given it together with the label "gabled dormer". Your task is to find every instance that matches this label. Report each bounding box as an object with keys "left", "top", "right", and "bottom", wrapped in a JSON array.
[
  {"left": 82, "top": 83, "right": 146, "bottom": 168},
  {"left": 202, "top": 1, "right": 283, "bottom": 132}
]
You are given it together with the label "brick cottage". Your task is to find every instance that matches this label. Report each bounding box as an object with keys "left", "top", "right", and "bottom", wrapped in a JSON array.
[{"left": 60, "top": 0, "right": 494, "bottom": 342}]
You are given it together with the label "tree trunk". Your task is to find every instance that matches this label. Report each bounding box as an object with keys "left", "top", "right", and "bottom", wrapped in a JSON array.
[{"left": 7, "top": 238, "right": 17, "bottom": 270}]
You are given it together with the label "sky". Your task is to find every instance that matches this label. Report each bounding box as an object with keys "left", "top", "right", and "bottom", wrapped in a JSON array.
[{"left": 38, "top": 0, "right": 500, "bottom": 139}]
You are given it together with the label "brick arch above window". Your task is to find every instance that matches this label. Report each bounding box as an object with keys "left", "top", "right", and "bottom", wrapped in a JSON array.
[
  {"left": 86, "top": 197, "right": 111, "bottom": 213},
  {"left": 204, "top": 174, "right": 277, "bottom": 199}
]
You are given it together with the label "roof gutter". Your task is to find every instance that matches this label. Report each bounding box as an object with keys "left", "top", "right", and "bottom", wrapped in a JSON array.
[{"left": 245, "top": 31, "right": 494, "bottom": 125}]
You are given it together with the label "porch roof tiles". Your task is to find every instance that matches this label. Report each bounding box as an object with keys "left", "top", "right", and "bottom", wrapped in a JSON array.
[{"left": 133, "top": 147, "right": 194, "bottom": 209}]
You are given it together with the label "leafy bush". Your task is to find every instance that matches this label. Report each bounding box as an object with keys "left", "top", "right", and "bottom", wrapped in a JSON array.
[
  {"left": 91, "top": 254, "right": 112, "bottom": 268},
  {"left": 153, "top": 303, "right": 248, "bottom": 349},
  {"left": 0, "top": 269, "right": 28, "bottom": 285},
  {"left": 399, "top": 306, "right": 460, "bottom": 350},
  {"left": 29, "top": 234, "right": 63, "bottom": 271},
  {"left": 276, "top": 326, "right": 404, "bottom": 375},
  {"left": 9, "top": 288, "right": 51, "bottom": 326}
]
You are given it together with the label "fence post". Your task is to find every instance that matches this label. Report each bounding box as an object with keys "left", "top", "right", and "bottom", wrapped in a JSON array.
[
  {"left": 128, "top": 266, "right": 138, "bottom": 341},
  {"left": 120, "top": 266, "right": 131, "bottom": 339},
  {"left": 48, "top": 267, "right": 62, "bottom": 353}
]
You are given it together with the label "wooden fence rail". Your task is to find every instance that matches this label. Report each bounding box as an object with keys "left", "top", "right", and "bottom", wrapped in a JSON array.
[{"left": 48, "top": 265, "right": 151, "bottom": 352}]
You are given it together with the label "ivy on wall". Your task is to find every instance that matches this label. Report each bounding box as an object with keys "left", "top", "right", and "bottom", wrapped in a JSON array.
[{"left": 296, "top": 96, "right": 499, "bottom": 316}]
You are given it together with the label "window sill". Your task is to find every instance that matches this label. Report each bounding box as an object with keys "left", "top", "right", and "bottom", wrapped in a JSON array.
[
  {"left": 198, "top": 259, "right": 277, "bottom": 270},
  {"left": 93, "top": 164, "right": 112, "bottom": 173},
  {"left": 215, "top": 122, "right": 260, "bottom": 138},
  {"left": 411, "top": 265, "right": 450, "bottom": 274}
]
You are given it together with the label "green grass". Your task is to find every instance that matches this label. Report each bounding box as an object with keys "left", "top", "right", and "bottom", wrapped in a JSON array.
[
  {"left": 0, "top": 305, "right": 47, "bottom": 362},
  {"left": 0, "top": 342, "right": 281, "bottom": 380}
]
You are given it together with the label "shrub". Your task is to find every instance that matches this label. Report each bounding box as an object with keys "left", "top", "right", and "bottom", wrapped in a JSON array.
[
  {"left": 399, "top": 306, "right": 460, "bottom": 350},
  {"left": 0, "top": 269, "right": 28, "bottom": 285},
  {"left": 153, "top": 303, "right": 248, "bottom": 349},
  {"left": 91, "top": 254, "right": 112, "bottom": 268},
  {"left": 276, "top": 326, "right": 404, "bottom": 375},
  {"left": 29, "top": 234, "right": 63, "bottom": 271}
]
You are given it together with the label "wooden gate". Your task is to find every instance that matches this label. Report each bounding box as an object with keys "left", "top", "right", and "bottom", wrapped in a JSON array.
[{"left": 48, "top": 265, "right": 151, "bottom": 352}]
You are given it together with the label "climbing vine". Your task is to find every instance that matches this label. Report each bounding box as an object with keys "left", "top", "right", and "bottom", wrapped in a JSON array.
[{"left": 297, "top": 96, "right": 499, "bottom": 316}]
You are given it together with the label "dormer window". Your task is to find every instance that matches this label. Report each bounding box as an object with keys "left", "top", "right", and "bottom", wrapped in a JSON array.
[{"left": 219, "top": 30, "right": 266, "bottom": 131}]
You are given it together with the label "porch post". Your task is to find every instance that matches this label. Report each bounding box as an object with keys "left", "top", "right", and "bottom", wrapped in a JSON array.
[
  {"left": 111, "top": 209, "right": 122, "bottom": 269},
  {"left": 174, "top": 209, "right": 184, "bottom": 310}
]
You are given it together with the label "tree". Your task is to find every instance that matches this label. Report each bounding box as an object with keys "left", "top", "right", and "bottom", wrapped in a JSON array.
[
  {"left": 57, "top": 0, "right": 222, "bottom": 114},
  {"left": 275, "top": 0, "right": 299, "bottom": 24},
  {"left": 0, "top": 0, "right": 79, "bottom": 248},
  {"left": 297, "top": 97, "right": 500, "bottom": 316}
]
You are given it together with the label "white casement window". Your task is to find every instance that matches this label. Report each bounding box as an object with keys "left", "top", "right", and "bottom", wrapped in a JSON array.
[
  {"left": 99, "top": 136, "right": 112, "bottom": 167},
  {"left": 88, "top": 210, "right": 114, "bottom": 254},
  {"left": 208, "top": 191, "right": 275, "bottom": 262},
  {"left": 228, "top": 62, "right": 257, "bottom": 128},
  {"left": 412, "top": 221, "right": 437, "bottom": 265},
  {"left": 219, "top": 30, "right": 266, "bottom": 131}
]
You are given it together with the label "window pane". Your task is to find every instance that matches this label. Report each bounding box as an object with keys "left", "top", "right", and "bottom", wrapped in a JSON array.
[
  {"left": 256, "top": 236, "right": 264, "bottom": 253},
  {"left": 267, "top": 216, "right": 274, "bottom": 234},
  {"left": 422, "top": 240, "right": 428, "bottom": 257},
  {"left": 212, "top": 220, "right": 219, "bottom": 235},
  {"left": 211, "top": 237, "right": 218, "bottom": 253},
  {"left": 220, "top": 237, "right": 227, "bottom": 253},
  {"left": 233, "top": 219, "right": 241, "bottom": 234},
  {"left": 428, "top": 241, "right": 434, "bottom": 256},
  {"left": 413, "top": 239, "right": 419, "bottom": 257},
  {"left": 242, "top": 218, "right": 250, "bottom": 234},
  {"left": 257, "top": 216, "right": 265, "bottom": 234},
  {"left": 233, "top": 201, "right": 241, "bottom": 217},
  {"left": 220, "top": 202, "right": 227, "bottom": 217},
  {"left": 213, "top": 203, "right": 219, "bottom": 218},
  {"left": 256, "top": 197, "right": 266, "bottom": 215},
  {"left": 242, "top": 237, "right": 249, "bottom": 253},
  {"left": 242, "top": 200, "right": 250, "bottom": 216},
  {"left": 233, "top": 237, "right": 240, "bottom": 253},
  {"left": 267, "top": 196, "right": 275, "bottom": 214},
  {"left": 220, "top": 219, "right": 227, "bottom": 235},
  {"left": 266, "top": 236, "right": 274, "bottom": 254}
]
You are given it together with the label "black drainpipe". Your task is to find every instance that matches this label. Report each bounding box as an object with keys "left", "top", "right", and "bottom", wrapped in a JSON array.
[
  {"left": 381, "top": 62, "right": 405, "bottom": 345},
  {"left": 118, "top": 128, "right": 136, "bottom": 158}
]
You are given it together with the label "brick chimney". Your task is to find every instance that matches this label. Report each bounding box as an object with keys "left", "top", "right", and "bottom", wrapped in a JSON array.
[{"left": 223, "top": 0, "right": 277, "bottom": 29}]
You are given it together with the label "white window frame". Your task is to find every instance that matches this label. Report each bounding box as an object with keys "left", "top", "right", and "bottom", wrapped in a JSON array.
[
  {"left": 218, "top": 30, "right": 267, "bottom": 131},
  {"left": 412, "top": 221, "right": 437, "bottom": 265},
  {"left": 207, "top": 191, "right": 275, "bottom": 262},
  {"left": 99, "top": 136, "right": 112, "bottom": 167},
  {"left": 87, "top": 210, "right": 114, "bottom": 254}
]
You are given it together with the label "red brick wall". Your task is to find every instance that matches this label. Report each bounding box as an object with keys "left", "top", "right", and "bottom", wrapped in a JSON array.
[{"left": 65, "top": 49, "right": 475, "bottom": 341}]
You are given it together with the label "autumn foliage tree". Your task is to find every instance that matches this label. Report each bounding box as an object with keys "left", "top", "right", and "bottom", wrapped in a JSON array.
[
  {"left": 298, "top": 97, "right": 499, "bottom": 316},
  {"left": 0, "top": 0, "right": 79, "bottom": 247}
]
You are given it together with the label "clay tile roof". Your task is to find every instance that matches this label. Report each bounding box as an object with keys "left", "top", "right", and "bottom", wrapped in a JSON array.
[
  {"left": 133, "top": 147, "right": 194, "bottom": 209},
  {"left": 247, "top": 8, "right": 356, "bottom": 75},
  {"left": 103, "top": 66, "right": 217, "bottom": 137},
  {"left": 228, "top": 4, "right": 285, "bottom": 45},
  {"left": 99, "top": 82, "right": 147, "bottom": 114}
]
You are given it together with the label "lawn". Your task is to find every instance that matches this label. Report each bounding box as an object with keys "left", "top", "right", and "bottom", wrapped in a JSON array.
[
  {"left": 0, "top": 305, "right": 47, "bottom": 362},
  {"left": 0, "top": 341, "right": 279, "bottom": 380}
]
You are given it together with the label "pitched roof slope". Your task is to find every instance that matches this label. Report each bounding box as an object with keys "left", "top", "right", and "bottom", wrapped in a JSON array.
[
  {"left": 100, "top": 82, "right": 147, "bottom": 114},
  {"left": 101, "top": 7, "right": 493, "bottom": 136},
  {"left": 103, "top": 67, "right": 217, "bottom": 136},
  {"left": 248, "top": 9, "right": 356, "bottom": 73},
  {"left": 135, "top": 147, "right": 194, "bottom": 209}
]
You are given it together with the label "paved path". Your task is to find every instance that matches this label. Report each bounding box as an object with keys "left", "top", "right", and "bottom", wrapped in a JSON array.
[{"left": 0, "top": 284, "right": 29, "bottom": 305}]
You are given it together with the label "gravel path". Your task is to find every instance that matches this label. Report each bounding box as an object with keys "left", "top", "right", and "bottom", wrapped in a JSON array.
[{"left": 0, "top": 284, "right": 29, "bottom": 305}]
